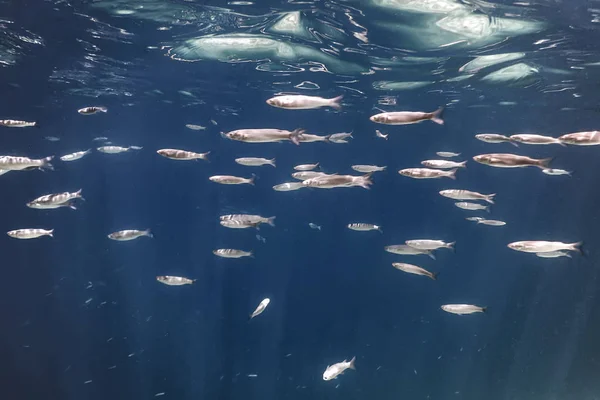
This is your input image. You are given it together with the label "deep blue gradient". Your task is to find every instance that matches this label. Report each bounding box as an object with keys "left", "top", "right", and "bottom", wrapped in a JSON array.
[{"left": 2, "top": 1, "right": 600, "bottom": 399}]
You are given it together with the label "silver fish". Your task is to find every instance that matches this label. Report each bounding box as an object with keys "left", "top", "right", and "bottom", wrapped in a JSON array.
[
  {"left": 157, "top": 149, "right": 209, "bottom": 161},
  {"left": 309, "top": 223, "right": 321, "bottom": 230},
  {"left": 292, "top": 171, "right": 330, "bottom": 180},
  {"left": 399, "top": 168, "right": 457, "bottom": 180},
  {"left": 302, "top": 174, "right": 372, "bottom": 189},
  {"left": 108, "top": 229, "right": 153, "bottom": 241},
  {"left": 97, "top": 146, "right": 142, "bottom": 154},
  {"left": 384, "top": 245, "right": 436, "bottom": 260},
  {"left": 235, "top": 157, "right": 276, "bottom": 167},
  {"left": 536, "top": 251, "right": 572, "bottom": 259},
  {"left": 510, "top": 134, "right": 563, "bottom": 145},
  {"left": 0, "top": 155, "right": 53, "bottom": 171},
  {"left": 78, "top": 106, "right": 107, "bottom": 115},
  {"left": 60, "top": 149, "right": 92, "bottom": 162},
  {"left": 272, "top": 182, "right": 305, "bottom": 191},
  {"left": 0, "top": 119, "right": 38, "bottom": 128},
  {"left": 266, "top": 95, "right": 343, "bottom": 110},
  {"left": 405, "top": 240, "right": 455, "bottom": 251},
  {"left": 222, "top": 128, "right": 305, "bottom": 145},
  {"left": 7, "top": 228, "right": 53, "bottom": 239},
  {"left": 347, "top": 223, "right": 382, "bottom": 233},
  {"left": 421, "top": 160, "right": 467, "bottom": 169},
  {"left": 477, "top": 219, "right": 506, "bottom": 226},
  {"left": 558, "top": 131, "right": 600, "bottom": 146},
  {"left": 392, "top": 263, "right": 438, "bottom": 280},
  {"left": 27, "top": 189, "right": 84, "bottom": 210},
  {"left": 351, "top": 165, "right": 386, "bottom": 173},
  {"left": 185, "top": 124, "right": 206, "bottom": 131},
  {"left": 542, "top": 168, "right": 571, "bottom": 176},
  {"left": 375, "top": 129, "right": 388, "bottom": 140},
  {"left": 213, "top": 249, "right": 253, "bottom": 258},
  {"left": 323, "top": 357, "right": 356, "bottom": 381},
  {"left": 219, "top": 214, "right": 275, "bottom": 229},
  {"left": 475, "top": 133, "right": 518, "bottom": 146},
  {"left": 329, "top": 132, "right": 353, "bottom": 143},
  {"left": 439, "top": 189, "right": 495, "bottom": 204},
  {"left": 294, "top": 163, "right": 319, "bottom": 171},
  {"left": 92, "top": 136, "right": 109, "bottom": 142},
  {"left": 436, "top": 151, "right": 460, "bottom": 158},
  {"left": 297, "top": 133, "right": 330, "bottom": 143},
  {"left": 370, "top": 107, "right": 444, "bottom": 125},
  {"left": 455, "top": 202, "right": 490, "bottom": 212},
  {"left": 209, "top": 175, "right": 255, "bottom": 185},
  {"left": 465, "top": 217, "right": 485, "bottom": 222},
  {"left": 473, "top": 153, "right": 552, "bottom": 169},
  {"left": 250, "top": 298, "right": 270, "bottom": 319},
  {"left": 507, "top": 241, "right": 582, "bottom": 253},
  {"left": 157, "top": 276, "right": 195, "bottom": 286},
  {"left": 441, "top": 304, "right": 486, "bottom": 315}
]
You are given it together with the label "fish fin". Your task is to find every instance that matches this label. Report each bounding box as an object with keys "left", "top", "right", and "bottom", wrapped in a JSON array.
[
  {"left": 68, "top": 202, "right": 77, "bottom": 210},
  {"left": 430, "top": 107, "right": 444, "bottom": 125},
  {"left": 248, "top": 174, "right": 256, "bottom": 185},
  {"left": 324, "top": 134, "right": 332, "bottom": 143},
  {"left": 201, "top": 151, "right": 210, "bottom": 162},
  {"left": 377, "top": 226, "right": 383, "bottom": 233},
  {"left": 249, "top": 251, "right": 255, "bottom": 259},
  {"left": 360, "top": 173, "right": 373, "bottom": 189},
  {"left": 99, "top": 107, "right": 108, "bottom": 113},
  {"left": 509, "top": 140, "right": 519, "bottom": 147},
  {"left": 427, "top": 251, "right": 436, "bottom": 260},
  {"left": 447, "top": 241, "right": 456, "bottom": 252},
  {"left": 75, "top": 189, "right": 84, "bottom": 200},
  {"left": 267, "top": 216, "right": 276, "bottom": 227},
  {"left": 431, "top": 272, "right": 440, "bottom": 281},
  {"left": 329, "top": 95, "right": 343, "bottom": 110},
  {"left": 485, "top": 193, "right": 496, "bottom": 204},
  {"left": 348, "top": 356, "right": 356, "bottom": 370},
  {"left": 42, "top": 156, "right": 54, "bottom": 171},
  {"left": 460, "top": 161, "right": 467, "bottom": 168},
  {"left": 571, "top": 241, "right": 584, "bottom": 256},
  {"left": 481, "top": 307, "right": 487, "bottom": 313},
  {"left": 270, "top": 158, "right": 276, "bottom": 168},
  {"left": 447, "top": 168, "right": 458, "bottom": 180},
  {"left": 144, "top": 229, "right": 154, "bottom": 238},
  {"left": 539, "top": 157, "right": 553, "bottom": 169},
  {"left": 48, "top": 229, "right": 54, "bottom": 237},
  {"left": 485, "top": 205, "right": 491, "bottom": 213},
  {"left": 290, "top": 129, "right": 305, "bottom": 145}
]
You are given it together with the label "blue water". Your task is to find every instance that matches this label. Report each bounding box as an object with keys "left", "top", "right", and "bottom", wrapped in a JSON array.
[{"left": 2, "top": 0, "right": 600, "bottom": 399}]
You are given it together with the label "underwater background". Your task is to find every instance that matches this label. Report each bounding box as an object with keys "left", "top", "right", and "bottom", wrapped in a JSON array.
[{"left": 2, "top": 0, "right": 600, "bottom": 399}]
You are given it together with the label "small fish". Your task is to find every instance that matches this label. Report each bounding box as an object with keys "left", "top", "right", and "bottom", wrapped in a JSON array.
[
  {"left": 465, "top": 217, "right": 485, "bottom": 222},
  {"left": 185, "top": 124, "right": 206, "bottom": 131},
  {"left": 256, "top": 234, "right": 267, "bottom": 243},
  {"left": 475, "top": 133, "right": 518, "bottom": 146},
  {"left": 323, "top": 357, "right": 356, "bottom": 381},
  {"left": 309, "top": 223, "right": 322, "bottom": 230},
  {"left": 7, "top": 228, "right": 53, "bottom": 239},
  {"left": 97, "top": 146, "right": 142, "bottom": 154},
  {"left": 27, "top": 189, "right": 84, "bottom": 210},
  {"left": 60, "top": 149, "right": 92, "bottom": 162},
  {"left": 44, "top": 136, "right": 60, "bottom": 142},
  {"left": 477, "top": 219, "right": 506, "bottom": 226},
  {"left": 441, "top": 304, "right": 486, "bottom": 315},
  {"left": 509, "top": 134, "right": 563, "bottom": 146},
  {"left": 542, "top": 168, "right": 571, "bottom": 176},
  {"left": 421, "top": 159, "right": 467, "bottom": 169},
  {"left": 439, "top": 189, "right": 495, "bottom": 204},
  {"left": 473, "top": 153, "right": 552, "bottom": 169},
  {"left": 92, "top": 136, "right": 109, "bottom": 142},
  {"left": 78, "top": 106, "right": 108, "bottom": 115},
  {"left": 351, "top": 165, "right": 386, "bottom": 173},
  {"left": 384, "top": 245, "right": 436, "bottom": 260},
  {"left": 235, "top": 157, "right": 276, "bottom": 167},
  {"left": 392, "top": 263, "right": 438, "bottom": 280},
  {"left": 329, "top": 132, "right": 353, "bottom": 143},
  {"left": 370, "top": 107, "right": 444, "bottom": 125},
  {"left": 272, "top": 182, "right": 305, "bottom": 191},
  {"left": 455, "top": 202, "right": 490, "bottom": 212},
  {"left": 291, "top": 171, "right": 330, "bottom": 180},
  {"left": 108, "top": 229, "right": 153, "bottom": 241},
  {"left": 219, "top": 214, "right": 275, "bottom": 229},
  {"left": 0, "top": 119, "right": 38, "bottom": 128},
  {"left": 156, "top": 276, "right": 195, "bottom": 286},
  {"left": 266, "top": 95, "right": 343, "bottom": 110},
  {"left": 347, "top": 223, "right": 382, "bottom": 233},
  {"left": 297, "top": 134, "right": 331, "bottom": 143},
  {"left": 436, "top": 151, "right": 460, "bottom": 158},
  {"left": 209, "top": 175, "right": 255, "bottom": 185},
  {"left": 222, "top": 128, "right": 305, "bottom": 145},
  {"left": 157, "top": 149, "right": 209, "bottom": 161},
  {"left": 213, "top": 249, "right": 253, "bottom": 258},
  {"left": 399, "top": 168, "right": 457, "bottom": 180},
  {"left": 294, "top": 163, "right": 319, "bottom": 171},
  {"left": 405, "top": 240, "right": 454, "bottom": 251},
  {"left": 375, "top": 130, "right": 388, "bottom": 140},
  {"left": 0, "top": 155, "right": 53, "bottom": 171},
  {"left": 250, "top": 298, "right": 270, "bottom": 319},
  {"left": 302, "top": 174, "right": 372, "bottom": 190},
  {"left": 536, "top": 251, "right": 572, "bottom": 259},
  {"left": 508, "top": 241, "right": 582, "bottom": 254},
  {"left": 558, "top": 131, "right": 600, "bottom": 146}
]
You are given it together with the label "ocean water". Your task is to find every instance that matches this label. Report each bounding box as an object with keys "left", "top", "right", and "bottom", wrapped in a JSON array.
[{"left": 2, "top": 0, "right": 600, "bottom": 399}]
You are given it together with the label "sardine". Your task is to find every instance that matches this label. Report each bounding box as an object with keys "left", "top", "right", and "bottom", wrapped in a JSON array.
[
  {"left": 7, "top": 228, "right": 53, "bottom": 239},
  {"left": 323, "top": 357, "right": 356, "bottom": 381},
  {"left": 455, "top": 202, "right": 490, "bottom": 212},
  {"left": 421, "top": 160, "right": 467, "bottom": 169},
  {"left": 97, "top": 146, "right": 142, "bottom": 154},
  {"left": 375, "top": 130, "right": 388, "bottom": 140},
  {"left": 213, "top": 249, "right": 253, "bottom": 258},
  {"left": 392, "top": 263, "right": 438, "bottom": 280},
  {"left": 0, "top": 155, "right": 53, "bottom": 171},
  {"left": 272, "top": 182, "right": 305, "bottom": 191},
  {"left": 441, "top": 304, "right": 486, "bottom": 315},
  {"left": 436, "top": 151, "right": 460, "bottom": 158},
  {"left": 291, "top": 171, "right": 330, "bottom": 180},
  {"left": 302, "top": 174, "right": 372, "bottom": 189},
  {"left": 558, "top": 131, "right": 600, "bottom": 146},
  {"left": 351, "top": 165, "right": 386, "bottom": 173},
  {"left": 222, "top": 128, "right": 305, "bottom": 145},
  {"left": 157, "top": 149, "right": 209, "bottom": 161},
  {"left": 60, "top": 149, "right": 92, "bottom": 162},
  {"left": 266, "top": 95, "right": 343, "bottom": 110},
  {"left": 473, "top": 153, "right": 552, "bottom": 169},
  {"left": 508, "top": 241, "right": 582, "bottom": 253},
  {"left": 399, "top": 168, "right": 457, "bottom": 180},
  {"left": 384, "top": 245, "right": 436, "bottom": 260},
  {"left": 347, "top": 223, "right": 382, "bottom": 233},
  {"left": 510, "top": 134, "right": 563, "bottom": 146},
  {"left": 157, "top": 276, "right": 195, "bottom": 286},
  {"left": 250, "top": 298, "right": 270, "bottom": 319},
  {"left": 536, "top": 251, "right": 572, "bottom": 259},
  {"left": 78, "top": 106, "right": 108, "bottom": 115},
  {"left": 477, "top": 219, "right": 506, "bottom": 226},
  {"left": 329, "top": 132, "right": 353, "bottom": 143},
  {"left": 542, "top": 168, "right": 571, "bottom": 176},
  {"left": 405, "top": 239, "right": 455, "bottom": 251},
  {"left": 294, "top": 163, "right": 319, "bottom": 171},
  {"left": 0, "top": 119, "right": 38, "bottom": 128},
  {"left": 209, "top": 175, "right": 255, "bottom": 185},
  {"left": 108, "top": 229, "right": 153, "bottom": 241},
  {"left": 439, "top": 189, "right": 495, "bottom": 204},
  {"left": 370, "top": 107, "right": 444, "bottom": 125},
  {"left": 27, "top": 189, "right": 84, "bottom": 210},
  {"left": 475, "top": 133, "right": 518, "bottom": 146},
  {"left": 235, "top": 157, "right": 276, "bottom": 167}
]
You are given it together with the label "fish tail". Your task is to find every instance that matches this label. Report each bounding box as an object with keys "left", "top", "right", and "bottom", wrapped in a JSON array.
[
  {"left": 539, "top": 157, "right": 553, "bottom": 169},
  {"left": 447, "top": 168, "right": 458, "bottom": 180},
  {"left": 459, "top": 161, "right": 467, "bottom": 168},
  {"left": 201, "top": 151, "right": 210, "bottom": 162},
  {"left": 360, "top": 173, "right": 373, "bottom": 189},
  {"left": 329, "top": 95, "right": 343, "bottom": 110},
  {"left": 431, "top": 272, "right": 440, "bottom": 281},
  {"left": 75, "top": 188, "right": 85, "bottom": 200},
  {"left": 144, "top": 229, "right": 154, "bottom": 238},
  {"left": 34, "top": 121, "right": 41, "bottom": 129},
  {"left": 269, "top": 158, "right": 276, "bottom": 168},
  {"left": 248, "top": 174, "right": 256, "bottom": 185},
  {"left": 447, "top": 241, "right": 456, "bottom": 252},
  {"left": 267, "top": 216, "right": 276, "bottom": 227},
  {"left": 249, "top": 250, "right": 255, "bottom": 259},
  {"left": 42, "top": 156, "right": 54, "bottom": 171},
  {"left": 570, "top": 241, "right": 584, "bottom": 255},
  {"left": 99, "top": 107, "right": 108, "bottom": 113},
  {"left": 485, "top": 205, "right": 491, "bottom": 213},
  {"left": 290, "top": 129, "right": 305, "bottom": 145},
  {"left": 485, "top": 193, "right": 496, "bottom": 204},
  {"left": 348, "top": 356, "right": 356, "bottom": 370},
  {"left": 48, "top": 229, "right": 54, "bottom": 238},
  {"left": 481, "top": 307, "right": 488, "bottom": 313},
  {"left": 430, "top": 106, "right": 444, "bottom": 125},
  {"left": 377, "top": 226, "right": 383, "bottom": 234}
]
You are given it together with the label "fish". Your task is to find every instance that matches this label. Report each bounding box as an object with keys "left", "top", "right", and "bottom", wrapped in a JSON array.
[
  {"left": 439, "top": 189, "right": 495, "bottom": 204},
  {"left": 370, "top": 107, "right": 444, "bottom": 125},
  {"left": 219, "top": 214, "right": 275, "bottom": 229},
  {"left": 441, "top": 304, "right": 486, "bottom": 315},
  {"left": 477, "top": 219, "right": 506, "bottom": 226},
  {"left": 509, "top": 134, "right": 564, "bottom": 146},
  {"left": 7, "top": 228, "right": 53, "bottom": 239},
  {"left": 92, "top": 137, "right": 109, "bottom": 142},
  {"left": 297, "top": 133, "right": 331, "bottom": 143},
  {"left": 0, "top": 119, "right": 38, "bottom": 128},
  {"left": 329, "top": 132, "right": 353, "bottom": 143},
  {"left": 323, "top": 357, "right": 356, "bottom": 381},
  {"left": 421, "top": 160, "right": 467, "bottom": 169},
  {"left": 507, "top": 241, "right": 582, "bottom": 253},
  {"left": 399, "top": 168, "right": 457, "bottom": 180},
  {"left": 222, "top": 128, "right": 305, "bottom": 145},
  {"left": 375, "top": 130, "right": 388, "bottom": 140},
  {"left": 0, "top": 155, "right": 53, "bottom": 171},
  {"left": 156, "top": 276, "right": 195, "bottom": 286},
  {"left": 45, "top": 136, "right": 60, "bottom": 142},
  {"left": 185, "top": 124, "right": 206, "bottom": 131},
  {"left": 235, "top": 157, "right": 276, "bottom": 167},
  {"left": 108, "top": 229, "right": 153, "bottom": 241},
  {"left": 542, "top": 168, "right": 571, "bottom": 176},
  {"left": 157, "top": 149, "right": 210, "bottom": 161},
  {"left": 309, "top": 223, "right": 322, "bottom": 230},
  {"left": 465, "top": 217, "right": 485, "bottom": 222},
  {"left": 272, "top": 182, "right": 305, "bottom": 191},
  {"left": 291, "top": 171, "right": 330, "bottom": 180},
  {"left": 473, "top": 153, "right": 552, "bottom": 169},
  {"left": 302, "top": 174, "right": 373, "bottom": 189},
  {"left": 266, "top": 94, "right": 343, "bottom": 110},
  {"left": 347, "top": 223, "right": 382, "bottom": 233},
  {"left": 536, "top": 251, "right": 572, "bottom": 259},
  {"left": 60, "top": 149, "right": 92, "bottom": 162},
  {"left": 351, "top": 165, "right": 386, "bottom": 173},
  {"left": 405, "top": 240, "right": 455, "bottom": 251},
  {"left": 384, "top": 245, "right": 436, "bottom": 260},
  {"left": 454, "top": 202, "right": 490, "bottom": 212},
  {"left": 209, "top": 175, "right": 255, "bottom": 185},
  {"left": 27, "top": 189, "right": 84, "bottom": 210},
  {"left": 250, "top": 298, "right": 270, "bottom": 319},
  {"left": 436, "top": 151, "right": 460, "bottom": 158},
  {"left": 294, "top": 163, "right": 319, "bottom": 171},
  {"left": 475, "top": 133, "right": 518, "bottom": 146},
  {"left": 78, "top": 106, "right": 108, "bottom": 115},
  {"left": 558, "top": 131, "right": 600, "bottom": 146},
  {"left": 97, "top": 146, "right": 143, "bottom": 154},
  {"left": 213, "top": 249, "right": 253, "bottom": 258},
  {"left": 392, "top": 263, "right": 438, "bottom": 280}
]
